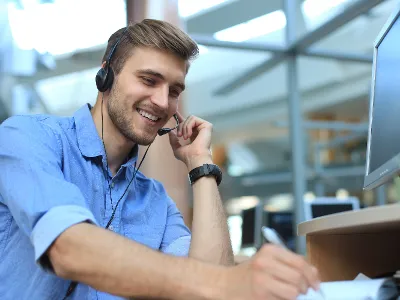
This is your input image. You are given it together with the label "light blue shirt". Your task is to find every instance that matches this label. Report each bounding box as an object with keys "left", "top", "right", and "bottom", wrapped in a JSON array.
[{"left": 0, "top": 104, "right": 191, "bottom": 300}]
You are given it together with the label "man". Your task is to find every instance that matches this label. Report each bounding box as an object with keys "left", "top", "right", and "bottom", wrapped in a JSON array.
[{"left": 0, "top": 19, "right": 320, "bottom": 299}]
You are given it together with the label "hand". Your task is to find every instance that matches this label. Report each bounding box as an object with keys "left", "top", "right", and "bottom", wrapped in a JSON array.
[
  {"left": 224, "top": 244, "right": 321, "bottom": 300},
  {"left": 167, "top": 112, "right": 213, "bottom": 169}
]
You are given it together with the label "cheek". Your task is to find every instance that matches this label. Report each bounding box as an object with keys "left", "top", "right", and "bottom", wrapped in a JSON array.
[
  {"left": 122, "top": 82, "right": 147, "bottom": 103},
  {"left": 169, "top": 99, "right": 179, "bottom": 113}
]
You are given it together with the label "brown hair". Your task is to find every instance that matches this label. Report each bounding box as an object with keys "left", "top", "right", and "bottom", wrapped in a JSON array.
[{"left": 102, "top": 19, "right": 199, "bottom": 75}]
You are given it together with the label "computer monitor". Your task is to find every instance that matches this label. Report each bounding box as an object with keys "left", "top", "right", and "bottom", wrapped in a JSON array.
[
  {"left": 304, "top": 197, "right": 360, "bottom": 221},
  {"left": 364, "top": 7, "right": 400, "bottom": 190},
  {"left": 241, "top": 205, "right": 294, "bottom": 250},
  {"left": 241, "top": 206, "right": 256, "bottom": 248},
  {"left": 263, "top": 211, "right": 295, "bottom": 252}
]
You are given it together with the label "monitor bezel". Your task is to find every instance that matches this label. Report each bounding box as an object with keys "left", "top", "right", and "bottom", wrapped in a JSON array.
[
  {"left": 240, "top": 204, "right": 264, "bottom": 249},
  {"left": 303, "top": 197, "right": 360, "bottom": 221},
  {"left": 240, "top": 206, "right": 256, "bottom": 248},
  {"left": 364, "top": 6, "right": 400, "bottom": 191}
]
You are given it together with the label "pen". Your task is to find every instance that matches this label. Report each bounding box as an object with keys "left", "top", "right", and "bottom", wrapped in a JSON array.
[{"left": 261, "top": 226, "right": 325, "bottom": 299}]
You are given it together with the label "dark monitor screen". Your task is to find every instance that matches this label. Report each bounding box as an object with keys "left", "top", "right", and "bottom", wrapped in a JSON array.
[
  {"left": 264, "top": 212, "right": 295, "bottom": 251},
  {"left": 241, "top": 207, "right": 256, "bottom": 247},
  {"left": 311, "top": 204, "right": 354, "bottom": 218},
  {"left": 368, "top": 13, "right": 400, "bottom": 174}
]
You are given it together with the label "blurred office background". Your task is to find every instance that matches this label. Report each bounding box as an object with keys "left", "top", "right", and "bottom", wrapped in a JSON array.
[{"left": 1, "top": 0, "right": 400, "bottom": 257}]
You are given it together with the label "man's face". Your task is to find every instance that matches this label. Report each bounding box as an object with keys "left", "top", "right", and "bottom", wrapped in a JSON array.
[{"left": 107, "top": 47, "right": 187, "bottom": 145}]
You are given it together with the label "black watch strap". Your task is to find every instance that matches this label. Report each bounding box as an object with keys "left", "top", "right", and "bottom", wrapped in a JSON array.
[{"left": 188, "top": 164, "right": 222, "bottom": 186}]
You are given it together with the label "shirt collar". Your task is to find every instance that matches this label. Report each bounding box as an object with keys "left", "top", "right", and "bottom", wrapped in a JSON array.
[
  {"left": 74, "top": 103, "right": 104, "bottom": 158},
  {"left": 74, "top": 103, "right": 138, "bottom": 167},
  {"left": 122, "top": 143, "right": 139, "bottom": 168}
]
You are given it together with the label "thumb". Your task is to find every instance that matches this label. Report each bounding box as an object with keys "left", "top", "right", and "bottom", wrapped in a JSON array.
[{"left": 168, "top": 130, "right": 181, "bottom": 150}]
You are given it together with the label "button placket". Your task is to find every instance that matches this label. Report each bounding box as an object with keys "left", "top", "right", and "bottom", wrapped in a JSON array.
[{"left": 105, "top": 176, "right": 123, "bottom": 232}]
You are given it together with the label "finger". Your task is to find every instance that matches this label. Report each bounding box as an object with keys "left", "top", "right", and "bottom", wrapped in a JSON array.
[
  {"left": 269, "top": 260, "right": 309, "bottom": 295},
  {"left": 182, "top": 115, "right": 191, "bottom": 139},
  {"left": 266, "top": 277, "right": 302, "bottom": 300},
  {"left": 177, "top": 121, "right": 183, "bottom": 137},
  {"left": 184, "top": 116, "right": 207, "bottom": 140},
  {"left": 185, "top": 115, "right": 196, "bottom": 138},
  {"left": 168, "top": 130, "right": 181, "bottom": 150},
  {"left": 183, "top": 115, "right": 196, "bottom": 140},
  {"left": 177, "top": 115, "right": 187, "bottom": 137},
  {"left": 176, "top": 112, "right": 186, "bottom": 137},
  {"left": 257, "top": 246, "right": 310, "bottom": 295},
  {"left": 274, "top": 250, "right": 320, "bottom": 291},
  {"left": 175, "top": 111, "right": 185, "bottom": 123},
  {"left": 174, "top": 112, "right": 186, "bottom": 137}
]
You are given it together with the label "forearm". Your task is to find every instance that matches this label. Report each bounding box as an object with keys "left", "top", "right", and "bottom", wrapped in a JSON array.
[
  {"left": 49, "top": 223, "right": 225, "bottom": 300},
  {"left": 188, "top": 158, "right": 234, "bottom": 266}
]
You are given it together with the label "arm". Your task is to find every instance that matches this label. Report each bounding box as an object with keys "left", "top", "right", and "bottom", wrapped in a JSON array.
[
  {"left": 49, "top": 222, "right": 226, "bottom": 300},
  {"left": 158, "top": 163, "right": 233, "bottom": 266},
  {"left": 187, "top": 156, "right": 234, "bottom": 266},
  {"left": 168, "top": 113, "right": 234, "bottom": 266}
]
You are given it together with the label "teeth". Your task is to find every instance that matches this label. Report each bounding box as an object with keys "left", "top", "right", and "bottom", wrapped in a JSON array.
[{"left": 138, "top": 109, "right": 159, "bottom": 121}]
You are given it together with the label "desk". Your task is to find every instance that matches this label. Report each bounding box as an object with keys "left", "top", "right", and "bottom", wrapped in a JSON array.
[{"left": 298, "top": 204, "right": 400, "bottom": 282}]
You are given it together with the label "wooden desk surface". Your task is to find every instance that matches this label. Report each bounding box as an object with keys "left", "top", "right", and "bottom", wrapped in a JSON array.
[
  {"left": 298, "top": 203, "right": 400, "bottom": 236},
  {"left": 297, "top": 204, "right": 400, "bottom": 281}
]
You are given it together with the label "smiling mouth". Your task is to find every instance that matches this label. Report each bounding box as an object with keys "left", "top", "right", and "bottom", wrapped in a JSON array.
[{"left": 136, "top": 108, "right": 161, "bottom": 123}]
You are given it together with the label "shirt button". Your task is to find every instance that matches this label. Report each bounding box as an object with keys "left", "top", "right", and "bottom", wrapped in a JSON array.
[
  {"left": 110, "top": 182, "right": 115, "bottom": 189},
  {"left": 108, "top": 225, "right": 114, "bottom": 231}
]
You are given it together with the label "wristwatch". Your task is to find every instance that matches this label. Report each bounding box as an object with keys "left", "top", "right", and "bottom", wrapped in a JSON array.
[{"left": 188, "top": 163, "right": 222, "bottom": 186}]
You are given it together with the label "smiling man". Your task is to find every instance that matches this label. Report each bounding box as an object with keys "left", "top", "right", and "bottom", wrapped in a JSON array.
[{"left": 0, "top": 19, "right": 320, "bottom": 300}]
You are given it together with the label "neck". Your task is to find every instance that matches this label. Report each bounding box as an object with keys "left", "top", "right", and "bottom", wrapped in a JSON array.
[{"left": 91, "top": 95, "right": 135, "bottom": 175}]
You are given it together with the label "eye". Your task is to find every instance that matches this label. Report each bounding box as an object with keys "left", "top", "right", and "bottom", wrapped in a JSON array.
[
  {"left": 169, "top": 89, "right": 181, "bottom": 98},
  {"left": 141, "top": 77, "right": 155, "bottom": 86}
]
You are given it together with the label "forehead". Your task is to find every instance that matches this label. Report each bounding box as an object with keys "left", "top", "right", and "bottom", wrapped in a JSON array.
[{"left": 123, "top": 47, "right": 187, "bottom": 82}]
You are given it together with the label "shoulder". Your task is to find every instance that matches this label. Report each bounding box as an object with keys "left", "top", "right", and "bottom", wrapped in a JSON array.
[
  {"left": 0, "top": 113, "right": 72, "bottom": 138},
  {"left": 0, "top": 114, "right": 74, "bottom": 155}
]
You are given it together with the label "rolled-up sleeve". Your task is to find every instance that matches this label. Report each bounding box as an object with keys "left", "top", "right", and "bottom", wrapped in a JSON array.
[
  {"left": 160, "top": 195, "right": 192, "bottom": 257},
  {"left": 0, "top": 116, "right": 98, "bottom": 269}
]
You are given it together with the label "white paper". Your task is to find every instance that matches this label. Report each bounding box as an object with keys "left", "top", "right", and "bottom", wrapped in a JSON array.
[{"left": 297, "top": 278, "right": 397, "bottom": 300}]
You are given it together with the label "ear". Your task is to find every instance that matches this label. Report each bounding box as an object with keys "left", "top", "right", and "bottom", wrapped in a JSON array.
[{"left": 101, "top": 61, "right": 107, "bottom": 69}]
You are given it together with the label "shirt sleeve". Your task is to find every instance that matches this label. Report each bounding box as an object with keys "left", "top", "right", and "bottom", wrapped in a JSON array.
[
  {"left": 160, "top": 195, "right": 192, "bottom": 257},
  {"left": 0, "top": 116, "right": 98, "bottom": 270}
]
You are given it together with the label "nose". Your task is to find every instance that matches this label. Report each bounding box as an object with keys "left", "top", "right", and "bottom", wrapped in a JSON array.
[{"left": 150, "top": 86, "right": 169, "bottom": 110}]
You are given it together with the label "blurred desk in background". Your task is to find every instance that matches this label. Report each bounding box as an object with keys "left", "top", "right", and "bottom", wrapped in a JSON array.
[{"left": 298, "top": 204, "right": 400, "bottom": 282}]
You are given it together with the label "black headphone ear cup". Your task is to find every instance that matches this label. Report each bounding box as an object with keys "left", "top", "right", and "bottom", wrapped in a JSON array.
[
  {"left": 96, "top": 67, "right": 114, "bottom": 92},
  {"left": 96, "top": 67, "right": 108, "bottom": 92},
  {"left": 103, "top": 67, "right": 114, "bottom": 91}
]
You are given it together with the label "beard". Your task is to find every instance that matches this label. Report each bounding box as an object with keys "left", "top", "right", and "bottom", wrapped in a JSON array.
[{"left": 107, "top": 88, "right": 155, "bottom": 146}]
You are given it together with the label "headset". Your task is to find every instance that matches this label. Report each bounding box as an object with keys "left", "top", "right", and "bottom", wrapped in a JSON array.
[
  {"left": 63, "top": 26, "right": 180, "bottom": 300},
  {"left": 157, "top": 114, "right": 179, "bottom": 136},
  {"left": 95, "top": 27, "right": 179, "bottom": 136}
]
